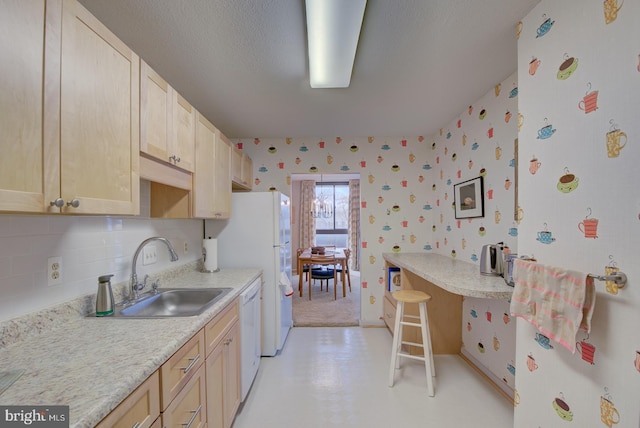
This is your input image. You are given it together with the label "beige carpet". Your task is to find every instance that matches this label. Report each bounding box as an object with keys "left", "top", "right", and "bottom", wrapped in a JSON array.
[{"left": 292, "top": 272, "right": 360, "bottom": 327}]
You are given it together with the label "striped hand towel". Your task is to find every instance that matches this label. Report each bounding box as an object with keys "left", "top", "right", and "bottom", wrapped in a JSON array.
[{"left": 510, "top": 259, "right": 595, "bottom": 353}]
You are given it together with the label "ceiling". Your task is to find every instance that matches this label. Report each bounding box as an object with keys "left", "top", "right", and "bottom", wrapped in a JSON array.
[{"left": 78, "top": 0, "right": 540, "bottom": 139}]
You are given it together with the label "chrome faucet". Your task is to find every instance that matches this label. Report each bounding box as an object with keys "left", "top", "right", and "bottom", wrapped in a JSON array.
[{"left": 130, "top": 237, "right": 179, "bottom": 300}]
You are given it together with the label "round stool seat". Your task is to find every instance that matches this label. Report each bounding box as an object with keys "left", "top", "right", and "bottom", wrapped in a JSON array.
[{"left": 392, "top": 289, "right": 432, "bottom": 304}]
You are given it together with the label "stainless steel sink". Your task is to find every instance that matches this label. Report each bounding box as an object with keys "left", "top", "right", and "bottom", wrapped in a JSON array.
[{"left": 110, "top": 287, "right": 233, "bottom": 318}]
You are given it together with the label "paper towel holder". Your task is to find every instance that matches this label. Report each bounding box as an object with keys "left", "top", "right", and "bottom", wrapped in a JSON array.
[
  {"left": 202, "top": 246, "right": 220, "bottom": 273},
  {"left": 202, "top": 237, "right": 220, "bottom": 273}
]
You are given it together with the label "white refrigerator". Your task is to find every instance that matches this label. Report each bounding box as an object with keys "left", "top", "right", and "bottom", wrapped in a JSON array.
[{"left": 209, "top": 192, "right": 292, "bottom": 356}]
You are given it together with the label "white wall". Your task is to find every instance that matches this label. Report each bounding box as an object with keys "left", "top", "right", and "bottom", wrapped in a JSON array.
[
  {"left": 515, "top": 1, "right": 640, "bottom": 426},
  {"left": 0, "top": 180, "right": 203, "bottom": 322}
]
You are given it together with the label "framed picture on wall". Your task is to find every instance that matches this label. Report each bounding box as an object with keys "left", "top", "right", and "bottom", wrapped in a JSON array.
[{"left": 454, "top": 176, "right": 485, "bottom": 219}]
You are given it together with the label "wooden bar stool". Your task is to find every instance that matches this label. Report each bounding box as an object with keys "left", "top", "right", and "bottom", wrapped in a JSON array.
[{"left": 388, "top": 289, "right": 435, "bottom": 396}]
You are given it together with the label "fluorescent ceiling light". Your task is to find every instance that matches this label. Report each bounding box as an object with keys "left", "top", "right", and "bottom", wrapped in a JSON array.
[{"left": 305, "top": 0, "right": 367, "bottom": 88}]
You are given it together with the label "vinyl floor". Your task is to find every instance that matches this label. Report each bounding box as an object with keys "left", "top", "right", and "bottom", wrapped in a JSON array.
[{"left": 232, "top": 327, "right": 514, "bottom": 428}]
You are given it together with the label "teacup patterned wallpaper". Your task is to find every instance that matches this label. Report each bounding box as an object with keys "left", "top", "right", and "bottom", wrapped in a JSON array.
[
  {"left": 515, "top": 1, "right": 639, "bottom": 427},
  {"left": 235, "top": 134, "right": 432, "bottom": 326},
  {"left": 234, "top": 71, "right": 520, "bottom": 389},
  {"left": 431, "top": 70, "right": 519, "bottom": 393}
]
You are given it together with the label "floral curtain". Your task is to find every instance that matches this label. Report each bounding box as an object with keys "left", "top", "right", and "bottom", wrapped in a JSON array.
[
  {"left": 299, "top": 180, "right": 316, "bottom": 251},
  {"left": 348, "top": 179, "right": 360, "bottom": 271}
]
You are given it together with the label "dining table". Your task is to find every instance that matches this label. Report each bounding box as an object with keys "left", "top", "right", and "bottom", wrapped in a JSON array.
[{"left": 297, "top": 248, "right": 347, "bottom": 298}]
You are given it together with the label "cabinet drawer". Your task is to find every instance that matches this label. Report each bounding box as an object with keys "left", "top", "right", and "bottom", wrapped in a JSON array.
[
  {"left": 383, "top": 296, "right": 396, "bottom": 332},
  {"left": 160, "top": 329, "right": 205, "bottom": 409},
  {"left": 96, "top": 371, "right": 160, "bottom": 428},
  {"left": 205, "top": 299, "right": 239, "bottom": 356},
  {"left": 162, "top": 364, "right": 207, "bottom": 428}
]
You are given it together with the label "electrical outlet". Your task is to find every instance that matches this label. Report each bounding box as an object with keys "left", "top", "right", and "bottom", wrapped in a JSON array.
[
  {"left": 183, "top": 242, "right": 188, "bottom": 254},
  {"left": 143, "top": 245, "right": 157, "bottom": 265},
  {"left": 48, "top": 256, "right": 62, "bottom": 286}
]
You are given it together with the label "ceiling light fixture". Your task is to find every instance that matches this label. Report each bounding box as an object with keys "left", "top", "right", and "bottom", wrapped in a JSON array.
[
  {"left": 312, "top": 175, "right": 333, "bottom": 219},
  {"left": 305, "top": 0, "right": 367, "bottom": 88}
]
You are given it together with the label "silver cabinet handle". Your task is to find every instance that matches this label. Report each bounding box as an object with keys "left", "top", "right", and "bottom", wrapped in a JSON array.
[
  {"left": 132, "top": 423, "right": 141, "bottom": 428},
  {"left": 182, "top": 404, "right": 202, "bottom": 428},
  {"left": 180, "top": 354, "right": 200, "bottom": 374},
  {"left": 50, "top": 198, "right": 64, "bottom": 208},
  {"left": 66, "top": 199, "right": 80, "bottom": 208}
]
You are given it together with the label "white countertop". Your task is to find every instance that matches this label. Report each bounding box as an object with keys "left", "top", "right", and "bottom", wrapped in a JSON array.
[
  {"left": 383, "top": 253, "right": 513, "bottom": 299},
  {"left": 0, "top": 265, "right": 262, "bottom": 428}
]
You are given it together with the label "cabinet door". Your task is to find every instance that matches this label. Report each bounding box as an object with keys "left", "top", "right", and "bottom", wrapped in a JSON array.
[
  {"left": 96, "top": 371, "right": 160, "bottom": 428},
  {"left": 224, "top": 322, "right": 241, "bottom": 426},
  {"left": 383, "top": 295, "right": 396, "bottom": 332},
  {"left": 241, "top": 153, "right": 253, "bottom": 189},
  {"left": 57, "top": 0, "right": 140, "bottom": 215},
  {"left": 0, "top": 0, "right": 46, "bottom": 212},
  {"left": 212, "top": 134, "right": 232, "bottom": 218},
  {"left": 173, "top": 92, "right": 196, "bottom": 172},
  {"left": 206, "top": 322, "right": 240, "bottom": 428},
  {"left": 140, "top": 60, "right": 171, "bottom": 164},
  {"left": 141, "top": 60, "right": 195, "bottom": 173},
  {"left": 231, "top": 148, "right": 252, "bottom": 191},
  {"left": 231, "top": 147, "right": 243, "bottom": 184},
  {"left": 193, "top": 112, "right": 216, "bottom": 218},
  {"left": 204, "top": 300, "right": 239, "bottom": 357},
  {"left": 205, "top": 339, "right": 224, "bottom": 428}
]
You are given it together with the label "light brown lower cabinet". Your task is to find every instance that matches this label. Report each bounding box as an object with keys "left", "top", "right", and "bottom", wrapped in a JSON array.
[
  {"left": 162, "top": 364, "right": 207, "bottom": 428},
  {"left": 160, "top": 330, "right": 206, "bottom": 409},
  {"left": 206, "top": 321, "right": 240, "bottom": 428},
  {"left": 383, "top": 295, "right": 396, "bottom": 332},
  {"left": 204, "top": 299, "right": 241, "bottom": 428},
  {"left": 96, "top": 371, "right": 160, "bottom": 428},
  {"left": 97, "top": 298, "right": 241, "bottom": 428}
]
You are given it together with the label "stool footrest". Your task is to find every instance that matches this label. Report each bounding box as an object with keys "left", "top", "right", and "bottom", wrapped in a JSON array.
[
  {"left": 400, "top": 321, "right": 422, "bottom": 328},
  {"left": 401, "top": 340, "right": 425, "bottom": 348},
  {"left": 397, "top": 352, "right": 427, "bottom": 362},
  {"left": 402, "top": 314, "right": 420, "bottom": 320}
]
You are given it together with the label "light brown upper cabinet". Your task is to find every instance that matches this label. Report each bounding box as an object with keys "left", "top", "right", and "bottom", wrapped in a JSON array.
[
  {"left": 213, "top": 133, "right": 232, "bottom": 218},
  {"left": 55, "top": 0, "right": 140, "bottom": 214},
  {"left": 0, "top": 0, "right": 47, "bottom": 212},
  {"left": 231, "top": 146, "right": 253, "bottom": 191},
  {"left": 193, "top": 114, "right": 231, "bottom": 219},
  {"left": 0, "top": 0, "right": 140, "bottom": 215},
  {"left": 140, "top": 61, "right": 195, "bottom": 173}
]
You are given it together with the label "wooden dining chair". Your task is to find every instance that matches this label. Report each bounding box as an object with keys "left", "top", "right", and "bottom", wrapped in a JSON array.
[
  {"left": 297, "top": 248, "right": 312, "bottom": 296},
  {"left": 309, "top": 254, "right": 337, "bottom": 300},
  {"left": 297, "top": 248, "right": 311, "bottom": 280},
  {"left": 336, "top": 249, "right": 352, "bottom": 293}
]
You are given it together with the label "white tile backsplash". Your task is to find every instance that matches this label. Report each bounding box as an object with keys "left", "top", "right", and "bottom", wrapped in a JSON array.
[{"left": 0, "top": 182, "right": 204, "bottom": 321}]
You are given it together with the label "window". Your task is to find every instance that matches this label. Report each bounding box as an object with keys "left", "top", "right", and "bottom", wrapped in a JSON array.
[{"left": 314, "top": 182, "right": 349, "bottom": 247}]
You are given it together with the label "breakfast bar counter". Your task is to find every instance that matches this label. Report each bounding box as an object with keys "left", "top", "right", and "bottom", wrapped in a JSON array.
[
  {"left": 382, "top": 253, "right": 513, "bottom": 355},
  {"left": 383, "top": 253, "right": 514, "bottom": 300}
]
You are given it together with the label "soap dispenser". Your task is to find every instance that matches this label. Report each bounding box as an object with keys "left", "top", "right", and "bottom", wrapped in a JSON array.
[{"left": 95, "top": 274, "right": 115, "bottom": 316}]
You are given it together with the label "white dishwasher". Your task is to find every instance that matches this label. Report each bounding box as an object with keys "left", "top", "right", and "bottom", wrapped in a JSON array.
[{"left": 240, "top": 277, "right": 262, "bottom": 402}]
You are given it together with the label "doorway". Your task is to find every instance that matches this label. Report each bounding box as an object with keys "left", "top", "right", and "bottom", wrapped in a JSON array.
[{"left": 290, "top": 173, "right": 361, "bottom": 326}]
